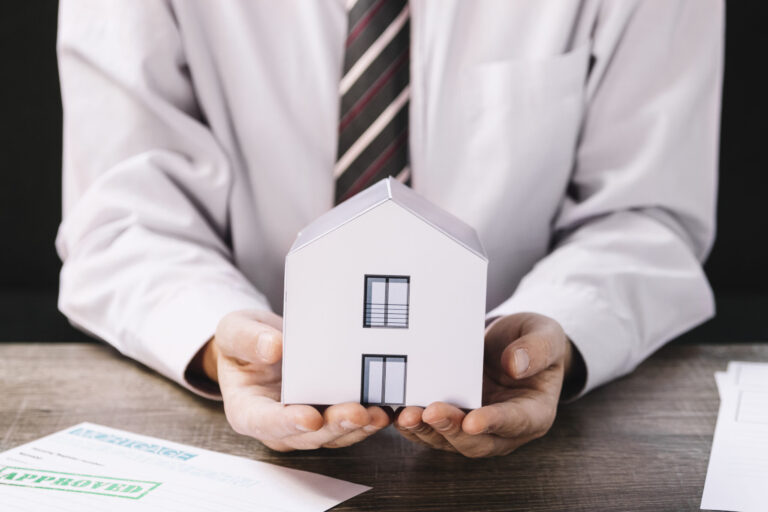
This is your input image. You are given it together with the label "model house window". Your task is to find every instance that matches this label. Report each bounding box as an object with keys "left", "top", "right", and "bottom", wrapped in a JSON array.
[
  {"left": 361, "top": 355, "right": 407, "bottom": 405},
  {"left": 364, "top": 275, "right": 409, "bottom": 328}
]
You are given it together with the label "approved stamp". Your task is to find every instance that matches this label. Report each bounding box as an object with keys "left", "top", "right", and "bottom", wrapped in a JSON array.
[{"left": 0, "top": 466, "right": 161, "bottom": 499}]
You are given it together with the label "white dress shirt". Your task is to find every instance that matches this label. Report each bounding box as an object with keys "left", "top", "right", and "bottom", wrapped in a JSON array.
[{"left": 56, "top": 0, "right": 724, "bottom": 399}]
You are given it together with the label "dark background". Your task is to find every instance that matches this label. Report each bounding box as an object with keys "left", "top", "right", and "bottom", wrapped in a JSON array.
[{"left": 0, "top": 3, "right": 765, "bottom": 342}]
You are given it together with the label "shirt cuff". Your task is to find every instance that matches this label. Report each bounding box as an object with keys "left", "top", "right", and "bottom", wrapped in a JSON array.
[
  {"left": 487, "top": 283, "right": 636, "bottom": 398},
  {"left": 135, "top": 285, "right": 272, "bottom": 400}
]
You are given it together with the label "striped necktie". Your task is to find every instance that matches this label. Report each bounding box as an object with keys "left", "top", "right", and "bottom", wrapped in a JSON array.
[{"left": 334, "top": 0, "right": 411, "bottom": 204}]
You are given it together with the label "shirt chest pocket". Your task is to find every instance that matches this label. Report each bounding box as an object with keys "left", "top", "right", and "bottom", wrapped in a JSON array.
[{"left": 462, "top": 42, "right": 591, "bottom": 198}]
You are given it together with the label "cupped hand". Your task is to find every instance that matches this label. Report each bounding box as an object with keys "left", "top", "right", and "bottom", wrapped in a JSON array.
[
  {"left": 205, "top": 310, "right": 391, "bottom": 451},
  {"left": 395, "top": 312, "right": 573, "bottom": 457}
]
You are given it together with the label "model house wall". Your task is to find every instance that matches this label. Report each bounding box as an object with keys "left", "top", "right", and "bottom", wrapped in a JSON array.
[{"left": 282, "top": 180, "right": 487, "bottom": 409}]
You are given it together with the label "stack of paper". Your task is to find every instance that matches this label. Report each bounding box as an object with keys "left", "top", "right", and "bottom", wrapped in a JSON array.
[
  {"left": 0, "top": 422, "right": 369, "bottom": 511},
  {"left": 701, "top": 361, "right": 768, "bottom": 512}
]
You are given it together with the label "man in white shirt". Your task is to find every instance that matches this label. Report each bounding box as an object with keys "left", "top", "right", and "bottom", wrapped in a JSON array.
[{"left": 56, "top": 0, "right": 723, "bottom": 457}]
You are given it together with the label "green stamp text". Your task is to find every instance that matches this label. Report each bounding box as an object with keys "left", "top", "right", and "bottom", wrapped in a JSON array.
[{"left": 0, "top": 466, "right": 161, "bottom": 500}]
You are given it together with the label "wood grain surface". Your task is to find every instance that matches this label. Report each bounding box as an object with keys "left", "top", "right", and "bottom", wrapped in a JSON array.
[{"left": 1, "top": 342, "right": 766, "bottom": 511}]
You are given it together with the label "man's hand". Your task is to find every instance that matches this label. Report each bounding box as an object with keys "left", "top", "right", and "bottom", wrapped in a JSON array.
[
  {"left": 203, "top": 310, "right": 390, "bottom": 451},
  {"left": 395, "top": 313, "right": 575, "bottom": 458}
]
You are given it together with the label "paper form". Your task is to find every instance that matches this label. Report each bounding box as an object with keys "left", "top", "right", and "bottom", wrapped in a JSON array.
[
  {"left": 701, "top": 362, "right": 768, "bottom": 512},
  {"left": 0, "top": 422, "right": 369, "bottom": 511}
]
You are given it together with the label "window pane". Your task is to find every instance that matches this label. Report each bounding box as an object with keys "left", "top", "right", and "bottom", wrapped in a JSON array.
[
  {"left": 365, "top": 277, "right": 387, "bottom": 327},
  {"left": 386, "top": 278, "right": 409, "bottom": 327},
  {"left": 384, "top": 357, "right": 406, "bottom": 404},
  {"left": 364, "top": 357, "right": 383, "bottom": 403},
  {"left": 387, "top": 278, "right": 408, "bottom": 304}
]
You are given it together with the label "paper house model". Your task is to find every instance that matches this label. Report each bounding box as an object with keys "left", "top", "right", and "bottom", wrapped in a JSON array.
[{"left": 282, "top": 178, "right": 487, "bottom": 409}]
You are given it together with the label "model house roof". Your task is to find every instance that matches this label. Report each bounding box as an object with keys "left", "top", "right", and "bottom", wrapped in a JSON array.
[{"left": 289, "top": 177, "right": 487, "bottom": 260}]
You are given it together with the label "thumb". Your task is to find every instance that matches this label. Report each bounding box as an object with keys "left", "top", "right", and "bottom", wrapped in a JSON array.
[
  {"left": 215, "top": 310, "right": 283, "bottom": 365},
  {"left": 499, "top": 317, "right": 567, "bottom": 379}
]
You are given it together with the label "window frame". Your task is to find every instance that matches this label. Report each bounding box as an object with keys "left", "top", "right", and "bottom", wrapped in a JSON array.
[
  {"left": 362, "top": 274, "right": 410, "bottom": 329},
  {"left": 360, "top": 354, "right": 408, "bottom": 406}
]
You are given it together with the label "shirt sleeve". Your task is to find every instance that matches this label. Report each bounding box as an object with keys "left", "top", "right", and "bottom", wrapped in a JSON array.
[
  {"left": 487, "top": 0, "right": 724, "bottom": 396},
  {"left": 56, "top": 0, "right": 271, "bottom": 398}
]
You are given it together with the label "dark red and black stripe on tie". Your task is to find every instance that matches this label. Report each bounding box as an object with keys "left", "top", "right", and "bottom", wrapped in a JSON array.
[{"left": 334, "top": 0, "right": 411, "bottom": 204}]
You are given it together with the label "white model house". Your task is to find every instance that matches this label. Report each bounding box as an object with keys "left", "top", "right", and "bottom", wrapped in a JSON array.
[{"left": 282, "top": 178, "right": 487, "bottom": 409}]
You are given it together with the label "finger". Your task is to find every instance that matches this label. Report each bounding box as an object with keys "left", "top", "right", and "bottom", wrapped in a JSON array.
[
  {"left": 216, "top": 350, "right": 281, "bottom": 398},
  {"left": 218, "top": 352, "right": 321, "bottom": 439},
  {"left": 394, "top": 426, "right": 433, "bottom": 448},
  {"left": 398, "top": 405, "right": 458, "bottom": 452},
  {"left": 423, "top": 402, "right": 467, "bottom": 439},
  {"left": 500, "top": 322, "right": 566, "bottom": 379},
  {"left": 395, "top": 406, "right": 436, "bottom": 444},
  {"left": 324, "top": 402, "right": 372, "bottom": 431},
  {"left": 283, "top": 402, "right": 371, "bottom": 450},
  {"left": 462, "top": 391, "right": 557, "bottom": 440},
  {"left": 396, "top": 406, "right": 424, "bottom": 430},
  {"left": 215, "top": 311, "right": 283, "bottom": 364},
  {"left": 321, "top": 406, "right": 391, "bottom": 448},
  {"left": 423, "top": 402, "right": 505, "bottom": 458},
  {"left": 222, "top": 386, "right": 324, "bottom": 441},
  {"left": 392, "top": 407, "right": 432, "bottom": 447}
]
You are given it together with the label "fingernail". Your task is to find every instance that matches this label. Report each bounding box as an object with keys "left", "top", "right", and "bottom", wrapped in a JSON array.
[
  {"left": 295, "top": 424, "right": 314, "bottom": 433},
  {"left": 256, "top": 333, "right": 274, "bottom": 360},
  {"left": 363, "top": 424, "right": 379, "bottom": 433},
  {"left": 514, "top": 348, "right": 530, "bottom": 376},
  {"left": 430, "top": 418, "right": 451, "bottom": 431},
  {"left": 340, "top": 420, "right": 362, "bottom": 430}
]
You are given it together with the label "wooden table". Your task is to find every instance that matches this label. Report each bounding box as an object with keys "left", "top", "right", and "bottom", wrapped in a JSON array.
[{"left": 1, "top": 342, "right": 766, "bottom": 511}]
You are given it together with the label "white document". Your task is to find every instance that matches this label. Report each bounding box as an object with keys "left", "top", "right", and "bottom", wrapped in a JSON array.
[
  {"left": 0, "top": 422, "right": 369, "bottom": 511},
  {"left": 701, "top": 362, "right": 768, "bottom": 512}
]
